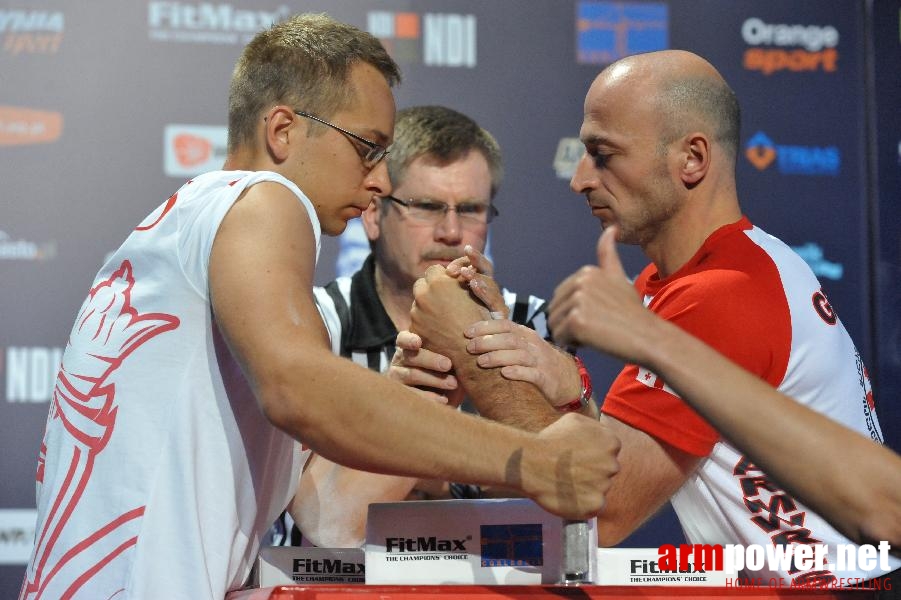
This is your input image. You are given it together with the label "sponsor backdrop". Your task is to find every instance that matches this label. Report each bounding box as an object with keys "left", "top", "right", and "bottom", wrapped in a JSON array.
[{"left": 1, "top": 0, "right": 898, "bottom": 594}]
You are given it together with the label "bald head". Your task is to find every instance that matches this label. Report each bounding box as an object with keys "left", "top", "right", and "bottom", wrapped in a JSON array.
[{"left": 590, "top": 50, "right": 741, "bottom": 164}]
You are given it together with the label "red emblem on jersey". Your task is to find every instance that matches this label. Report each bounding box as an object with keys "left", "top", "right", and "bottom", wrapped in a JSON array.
[
  {"left": 811, "top": 290, "right": 837, "bottom": 325},
  {"left": 23, "top": 261, "right": 179, "bottom": 600}
]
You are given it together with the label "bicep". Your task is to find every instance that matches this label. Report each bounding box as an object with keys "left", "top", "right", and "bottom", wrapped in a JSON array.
[{"left": 209, "top": 182, "right": 330, "bottom": 416}]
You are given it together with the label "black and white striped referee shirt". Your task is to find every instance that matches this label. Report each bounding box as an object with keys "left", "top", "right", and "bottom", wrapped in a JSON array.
[{"left": 314, "top": 254, "right": 550, "bottom": 372}]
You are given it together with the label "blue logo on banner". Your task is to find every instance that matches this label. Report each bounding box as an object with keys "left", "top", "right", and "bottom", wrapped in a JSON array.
[
  {"left": 745, "top": 131, "right": 841, "bottom": 176},
  {"left": 480, "top": 523, "right": 543, "bottom": 567},
  {"left": 791, "top": 243, "right": 844, "bottom": 281},
  {"left": 576, "top": 2, "right": 668, "bottom": 65}
]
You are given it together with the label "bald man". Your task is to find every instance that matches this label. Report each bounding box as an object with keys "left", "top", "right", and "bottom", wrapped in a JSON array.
[{"left": 409, "top": 50, "right": 899, "bottom": 586}]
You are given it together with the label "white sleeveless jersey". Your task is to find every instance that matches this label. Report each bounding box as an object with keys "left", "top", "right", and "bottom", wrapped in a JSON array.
[{"left": 22, "top": 171, "right": 319, "bottom": 600}]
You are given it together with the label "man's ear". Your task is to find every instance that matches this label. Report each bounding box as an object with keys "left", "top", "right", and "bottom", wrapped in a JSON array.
[
  {"left": 263, "top": 106, "right": 298, "bottom": 163},
  {"left": 680, "top": 132, "right": 710, "bottom": 187},
  {"left": 361, "top": 198, "right": 382, "bottom": 242}
]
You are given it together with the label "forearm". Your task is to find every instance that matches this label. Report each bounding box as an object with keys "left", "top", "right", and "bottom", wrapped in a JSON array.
[
  {"left": 452, "top": 351, "right": 559, "bottom": 432},
  {"left": 409, "top": 270, "right": 561, "bottom": 432},
  {"left": 645, "top": 318, "right": 901, "bottom": 549},
  {"left": 259, "top": 348, "right": 544, "bottom": 495},
  {"left": 595, "top": 415, "right": 700, "bottom": 546}
]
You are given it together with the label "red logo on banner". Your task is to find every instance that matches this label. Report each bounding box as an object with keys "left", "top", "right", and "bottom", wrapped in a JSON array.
[
  {"left": 174, "top": 133, "right": 212, "bottom": 167},
  {"left": 0, "top": 106, "right": 62, "bottom": 146}
]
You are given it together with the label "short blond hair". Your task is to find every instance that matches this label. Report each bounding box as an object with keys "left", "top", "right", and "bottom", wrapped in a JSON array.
[{"left": 227, "top": 13, "right": 401, "bottom": 153}]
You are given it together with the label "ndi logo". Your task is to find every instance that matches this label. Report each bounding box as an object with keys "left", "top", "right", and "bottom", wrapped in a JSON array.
[
  {"left": 367, "top": 11, "right": 476, "bottom": 67},
  {"left": 5, "top": 346, "right": 63, "bottom": 403},
  {"left": 745, "top": 131, "right": 840, "bottom": 176}
]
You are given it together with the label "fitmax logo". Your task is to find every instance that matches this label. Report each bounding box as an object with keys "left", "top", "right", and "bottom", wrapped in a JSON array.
[
  {"left": 148, "top": 2, "right": 290, "bottom": 44},
  {"left": 292, "top": 558, "right": 363, "bottom": 575},
  {"left": 632, "top": 559, "right": 707, "bottom": 574},
  {"left": 385, "top": 536, "right": 468, "bottom": 552},
  {"left": 745, "top": 132, "right": 840, "bottom": 176}
]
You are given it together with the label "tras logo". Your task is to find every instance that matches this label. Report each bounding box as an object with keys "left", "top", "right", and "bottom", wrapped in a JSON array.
[
  {"left": 0, "top": 9, "right": 63, "bottom": 55},
  {"left": 367, "top": 11, "right": 476, "bottom": 67},
  {"left": 576, "top": 1, "right": 668, "bottom": 65},
  {"left": 791, "top": 243, "right": 843, "bottom": 281},
  {"left": 745, "top": 132, "right": 840, "bottom": 176},
  {"left": 741, "top": 17, "right": 839, "bottom": 75}
]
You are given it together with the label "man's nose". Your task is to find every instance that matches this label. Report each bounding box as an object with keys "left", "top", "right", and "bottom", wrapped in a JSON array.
[
  {"left": 570, "top": 152, "right": 596, "bottom": 194},
  {"left": 366, "top": 160, "right": 392, "bottom": 198},
  {"left": 434, "top": 207, "right": 463, "bottom": 243}
]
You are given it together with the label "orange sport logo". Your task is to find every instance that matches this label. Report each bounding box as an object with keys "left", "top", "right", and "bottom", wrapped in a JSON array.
[
  {"left": 0, "top": 106, "right": 63, "bottom": 145},
  {"left": 741, "top": 17, "right": 839, "bottom": 75}
]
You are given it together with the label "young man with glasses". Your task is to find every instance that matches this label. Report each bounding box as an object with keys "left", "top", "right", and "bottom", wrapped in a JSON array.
[
  {"left": 269, "top": 105, "right": 596, "bottom": 548},
  {"left": 21, "top": 15, "right": 620, "bottom": 599}
]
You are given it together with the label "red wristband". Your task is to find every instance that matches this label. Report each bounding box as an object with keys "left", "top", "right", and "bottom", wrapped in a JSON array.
[{"left": 556, "top": 355, "right": 593, "bottom": 413}]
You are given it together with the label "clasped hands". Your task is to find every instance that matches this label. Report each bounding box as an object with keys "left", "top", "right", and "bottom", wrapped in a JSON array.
[{"left": 388, "top": 245, "right": 582, "bottom": 409}]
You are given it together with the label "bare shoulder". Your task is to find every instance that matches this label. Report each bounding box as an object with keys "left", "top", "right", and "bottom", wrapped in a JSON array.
[
  {"left": 221, "top": 180, "right": 316, "bottom": 244},
  {"left": 213, "top": 181, "right": 318, "bottom": 279},
  {"left": 209, "top": 178, "right": 326, "bottom": 357}
]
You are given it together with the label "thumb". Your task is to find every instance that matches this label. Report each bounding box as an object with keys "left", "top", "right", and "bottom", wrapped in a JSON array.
[{"left": 597, "top": 225, "right": 626, "bottom": 278}]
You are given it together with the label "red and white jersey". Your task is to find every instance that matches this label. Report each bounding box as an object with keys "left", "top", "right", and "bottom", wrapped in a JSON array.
[
  {"left": 21, "top": 171, "right": 318, "bottom": 600},
  {"left": 603, "top": 217, "right": 899, "bottom": 583}
]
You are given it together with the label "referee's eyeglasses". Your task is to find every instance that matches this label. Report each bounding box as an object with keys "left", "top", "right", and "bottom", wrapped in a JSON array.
[{"left": 383, "top": 195, "right": 499, "bottom": 225}]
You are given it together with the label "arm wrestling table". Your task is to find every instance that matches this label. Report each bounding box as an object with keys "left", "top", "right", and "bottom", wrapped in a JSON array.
[{"left": 226, "top": 584, "right": 877, "bottom": 599}]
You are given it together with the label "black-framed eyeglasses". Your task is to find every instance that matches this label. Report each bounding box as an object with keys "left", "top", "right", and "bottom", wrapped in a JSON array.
[
  {"left": 383, "top": 195, "right": 499, "bottom": 225},
  {"left": 295, "top": 110, "right": 389, "bottom": 169}
]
